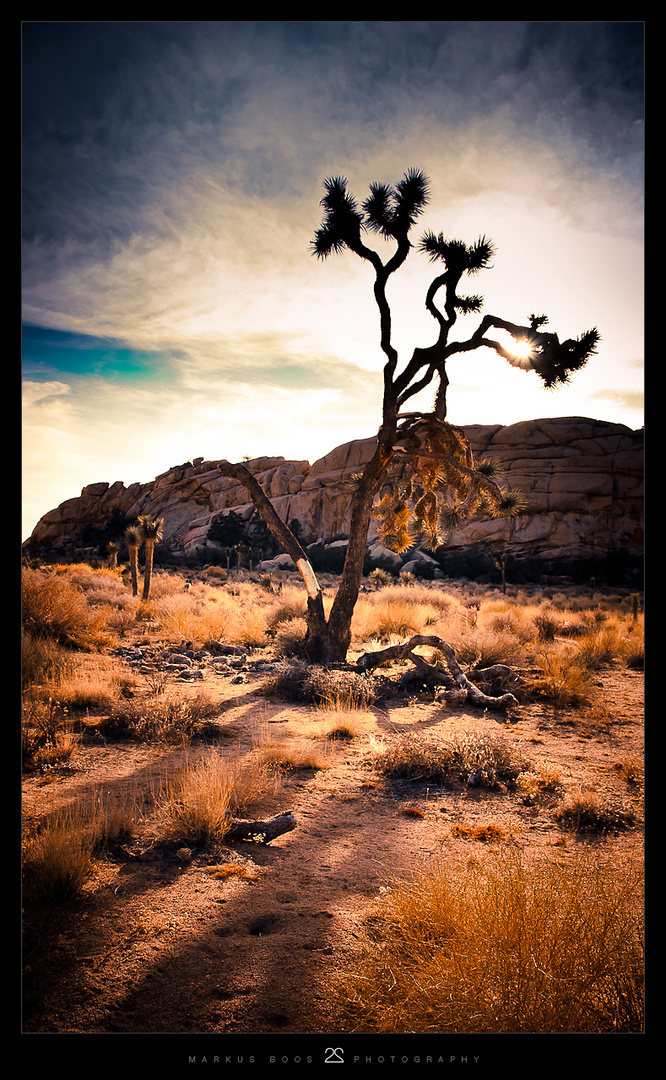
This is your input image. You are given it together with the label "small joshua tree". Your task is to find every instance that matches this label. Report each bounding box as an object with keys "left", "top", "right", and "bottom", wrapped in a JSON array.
[
  {"left": 106, "top": 540, "right": 120, "bottom": 569},
  {"left": 218, "top": 169, "right": 600, "bottom": 671},
  {"left": 123, "top": 525, "right": 142, "bottom": 597},
  {"left": 138, "top": 516, "right": 164, "bottom": 601}
]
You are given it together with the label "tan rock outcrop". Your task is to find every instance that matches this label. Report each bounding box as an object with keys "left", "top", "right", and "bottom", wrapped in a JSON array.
[{"left": 26, "top": 418, "right": 643, "bottom": 567}]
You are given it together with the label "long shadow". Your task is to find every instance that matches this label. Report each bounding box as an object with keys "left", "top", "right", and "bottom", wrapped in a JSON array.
[
  {"left": 23, "top": 680, "right": 529, "bottom": 1038},
  {"left": 23, "top": 731, "right": 448, "bottom": 1040}
]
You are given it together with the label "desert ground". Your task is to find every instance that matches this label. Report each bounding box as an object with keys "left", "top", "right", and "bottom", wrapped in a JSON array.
[{"left": 21, "top": 561, "right": 644, "bottom": 1060}]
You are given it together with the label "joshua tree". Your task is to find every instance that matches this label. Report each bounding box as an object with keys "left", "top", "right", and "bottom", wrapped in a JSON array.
[
  {"left": 106, "top": 540, "right": 120, "bottom": 569},
  {"left": 123, "top": 525, "right": 142, "bottom": 596},
  {"left": 138, "top": 516, "right": 164, "bottom": 601},
  {"left": 218, "top": 169, "right": 599, "bottom": 672}
]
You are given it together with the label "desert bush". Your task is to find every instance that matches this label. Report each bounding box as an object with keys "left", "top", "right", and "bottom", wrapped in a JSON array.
[
  {"left": 373, "top": 732, "right": 528, "bottom": 790},
  {"left": 526, "top": 644, "right": 593, "bottom": 705},
  {"left": 23, "top": 814, "right": 95, "bottom": 905},
  {"left": 333, "top": 848, "right": 643, "bottom": 1033},
  {"left": 261, "top": 661, "right": 378, "bottom": 710},
  {"left": 575, "top": 622, "right": 624, "bottom": 668},
  {"left": 22, "top": 630, "right": 74, "bottom": 690},
  {"left": 554, "top": 788, "right": 637, "bottom": 833},
  {"left": 22, "top": 567, "right": 97, "bottom": 648},
  {"left": 22, "top": 697, "right": 78, "bottom": 771},
  {"left": 98, "top": 692, "right": 220, "bottom": 743}
]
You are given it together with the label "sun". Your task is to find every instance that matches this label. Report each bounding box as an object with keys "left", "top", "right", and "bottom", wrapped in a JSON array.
[{"left": 510, "top": 338, "right": 533, "bottom": 360}]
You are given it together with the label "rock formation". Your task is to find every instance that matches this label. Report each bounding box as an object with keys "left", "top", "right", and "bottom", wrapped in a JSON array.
[{"left": 26, "top": 417, "right": 643, "bottom": 577}]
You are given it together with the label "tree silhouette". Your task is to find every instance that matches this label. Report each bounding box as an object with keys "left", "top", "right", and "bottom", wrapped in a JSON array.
[
  {"left": 138, "top": 516, "right": 164, "bottom": 601},
  {"left": 218, "top": 170, "right": 599, "bottom": 670},
  {"left": 123, "top": 525, "right": 142, "bottom": 597}
]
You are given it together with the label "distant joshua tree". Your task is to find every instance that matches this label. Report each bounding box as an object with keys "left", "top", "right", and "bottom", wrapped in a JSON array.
[
  {"left": 138, "top": 516, "right": 164, "bottom": 601},
  {"left": 106, "top": 540, "right": 120, "bottom": 569},
  {"left": 218, "top": 169, "right": 600, "bottom": 668},
  {"left": 123, "top": 525, "right": 142, "bottom": 596}
]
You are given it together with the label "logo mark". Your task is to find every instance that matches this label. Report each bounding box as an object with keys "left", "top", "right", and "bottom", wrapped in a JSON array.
[{"left": 325, "top": 1047, "right": 344, "bottom": 1064}]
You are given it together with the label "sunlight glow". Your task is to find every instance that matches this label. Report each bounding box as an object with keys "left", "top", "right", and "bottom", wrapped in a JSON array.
[{"left": 510, "top": 338, "right": 533, "bottom": 360}]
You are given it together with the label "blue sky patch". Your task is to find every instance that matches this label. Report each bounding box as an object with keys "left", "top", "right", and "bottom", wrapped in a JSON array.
[{"left": 22, "top": 324, "right": 174, "bottom": 383}]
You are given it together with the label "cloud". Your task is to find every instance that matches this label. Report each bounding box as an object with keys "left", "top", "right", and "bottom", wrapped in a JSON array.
[
  {"left": 590, "top": 388, "right": 644, "bottom": 414},
  {"left": 21, "top": 22, "right": 644, "bottom": 540},
  {"left": 22, "top": 379, "right": 71, "bottom": 406}
]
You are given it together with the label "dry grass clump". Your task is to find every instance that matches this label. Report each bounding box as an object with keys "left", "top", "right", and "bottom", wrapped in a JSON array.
[
  {"left": 554, "top": 787, "right": 637, "bottom": 833},
  {"left": 56, "top": 564, "right": 131, "bottom": 608},
  {"left": 574, "top": 621, "right": 625, "bottom": 668},
  {"left": 22, "top": 698, "right": 79, "bottom": 771},
  {"left": 164, "top": 755, "right": 235, "bottom": 843},
  {"left": 164, "top": 752, "right": 283, "bottom": 842},
  {"left": 516, "top": 764, "right": 563, "bottom": 801},
  {"left": 525, "top": 644, "right": 594, "bottom": 705},
  {"left": 23, "top": 816, "right": 95, "bottom": 905},
  {"left": 373, "top": 731, "right": 529, "bottom": 790},
  {"left": 151, "top": 580, "right": 274, "bottom": 648},
  {"left": 97, "top": 691, "right": 220, "bottom": 743},
  {"left": 256, "top": 739, "right": 330, "bottom": 773},
  {"left": 317, "top": 710, "right": 368, "bottom": 741},
  {"left": 448, "top": 626, "right": 524, "bottom": 668},
  {"left": 449, "top": 822, "right": 508, "bottom": 842},
  {"left": 620, "top": 612, "right": 644, "bottom": 668},
  {"left": 23, "top": 795, "right": 138, "bottom": 905},
  {"left": 22, "top": 631, "right": 74, "bottom": 691},
  {"left": 150, "top": 588, "right": 235, "bottom": 646},
  {"left": 614, "top": 755, "right": 644, "bottom": 787},
  {"left": 351, "top": 593, "right": 446, "bottom": 642},
  {"left": 333, "top": 848, "right": 643, "bottom": 1033},
  {"left": 22, "top": 566, "right": 104, "bottom": 650},
  {"left": 272, "top": 617, "right": 309, "bottom": 658},
  {"left": 266, "top": 586, "right": 308, "bottom": 628}
]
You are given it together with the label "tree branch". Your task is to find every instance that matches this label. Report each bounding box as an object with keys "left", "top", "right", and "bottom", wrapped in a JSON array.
[{"left": 355, "top": 634, "right": 518, "bottom": 710}]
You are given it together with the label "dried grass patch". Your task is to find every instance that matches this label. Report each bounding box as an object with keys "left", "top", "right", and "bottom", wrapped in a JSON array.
[{"left": 333, "top": 848, "right": 644, "bottom": 1033}]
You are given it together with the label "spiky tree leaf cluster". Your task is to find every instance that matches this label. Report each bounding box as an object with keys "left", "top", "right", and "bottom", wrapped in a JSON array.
[{"left": 371, "top": 416, "right": 526, "bottom": 554}]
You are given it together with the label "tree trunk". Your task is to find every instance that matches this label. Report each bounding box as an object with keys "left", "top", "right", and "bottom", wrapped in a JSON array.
[
  {"left": 129, "top": 547, "right": 139, "bottom": 596},
  {"left": 217, "top": 461, "right": 335, "bottom": 661},
  {"left": 218, "top": 439, "right": 393, "bottom": 665},
  {"left": 325, "top": 441, "right": 393, "bottom": 659},
  {"left": 142, "top": 540, "right": 154, "bottom": 601}
]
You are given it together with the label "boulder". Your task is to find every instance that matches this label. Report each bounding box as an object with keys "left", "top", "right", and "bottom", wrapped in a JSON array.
[{"left": 25, "top": 418, "right": 643, "bottom": 572}]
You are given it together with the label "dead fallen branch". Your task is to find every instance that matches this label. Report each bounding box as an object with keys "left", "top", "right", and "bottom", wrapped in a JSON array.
[
  {"left": 224, "top": 811, "right": 297, "bottom": 844},
  {"left": 355, "top": 635, "right": 518, "bottom": 711}
]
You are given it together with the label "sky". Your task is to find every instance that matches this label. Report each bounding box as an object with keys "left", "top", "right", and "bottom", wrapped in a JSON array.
[{"left": 21, "top": 21, "right": 645, "bottom": 542}]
